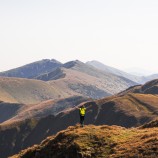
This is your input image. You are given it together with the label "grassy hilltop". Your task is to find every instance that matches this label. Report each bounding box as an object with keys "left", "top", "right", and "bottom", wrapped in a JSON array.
[{"left": 11, "top": 120, "right": 158, "bottom": 158}]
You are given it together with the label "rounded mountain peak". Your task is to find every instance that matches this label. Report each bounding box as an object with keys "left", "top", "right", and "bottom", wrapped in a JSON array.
[{"left": 63, "top": 60, "right": 84, "bottom": 68}]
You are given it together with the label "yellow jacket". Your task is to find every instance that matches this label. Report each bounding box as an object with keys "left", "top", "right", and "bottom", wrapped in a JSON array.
[{"left": 79, "top": 107, "right": 86, "bottom": 116}]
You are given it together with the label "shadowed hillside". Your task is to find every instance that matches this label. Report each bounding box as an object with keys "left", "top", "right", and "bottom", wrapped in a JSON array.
[
  {"left": 144, "top": 73, "right": 158, "bottom": 83},
  {"left": 1, "top": 96, "right": 89, "bottom": 125},
  {"left": 0, "top": 102, "right": 23, "bottom": 123},
  {"left": 140, "top": 119, "right": 158, "bottom": 129},
  {"left": 118, "top": 79, "right": 158, "bottom": 96},
  {"left": 35, "top": 67, "right": 66, "bottom": 81},
  {"left": 0, "top": 59, "right": 62, "bottom": 79},
  {"left": 1, "top": 92, "right": 158, "bottom": 157},
  {"left": 10, "top": 122, "right": 158, "bottom": 158}
]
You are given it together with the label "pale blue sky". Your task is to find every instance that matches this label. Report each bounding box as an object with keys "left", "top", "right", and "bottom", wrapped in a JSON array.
[{"left": 0, "top": 0, "right": 158, "bottom": 73}]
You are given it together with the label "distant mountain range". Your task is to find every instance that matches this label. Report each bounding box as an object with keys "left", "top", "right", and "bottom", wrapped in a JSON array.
[
  {"left": 86, "top": 60, "right": 158, "bottom": 83},
  {"left": 1, "top": 59, "right": 158, "bottom": 84},
  {"left": 86, "top": 60, "right": 143, "bottom": 83},
  {"left": 0, "top": 60, "right": 137, "bottom": 101},
  {"left": 0, "top": 59, "right": 62, "bottom": 79},
  {"left": 1, "top": 79, "right": 158, "bottom": 157},
  {"left": 124, "top": 67, "right": 155, "bottom": 76}
]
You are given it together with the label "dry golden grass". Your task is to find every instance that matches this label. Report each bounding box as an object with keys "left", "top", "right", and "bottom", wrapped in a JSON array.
[
  {"left": 0, "top": 77, "right": 63, "bottom": 104},
  {"left": 97, "top": 93, "right": 158, "bottom": 120},
  {"left": 10, "top": 122, "right": 158, "bottom": 158}
]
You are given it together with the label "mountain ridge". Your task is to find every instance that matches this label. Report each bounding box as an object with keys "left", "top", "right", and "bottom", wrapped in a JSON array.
[
  {"left": 86, "top": 60, "right": 145, "bottom": 83},
  {"left": 1, "top": 96, "right": 89, "bottom": 125},
  {"left": 0, "top": 59, "right": 137, "bottom": 100},
  {"left": 1, "top": 59, "right": 158, "bottom": 84},
  {"left": 0, "top": 59, "right": 62, "bottom": 79},
  {"left": 1, "top": 79, "right": 158, "bottom": 157}
]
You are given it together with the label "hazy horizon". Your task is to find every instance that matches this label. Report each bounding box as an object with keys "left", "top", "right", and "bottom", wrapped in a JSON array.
[{"left": 1, "top": 0, "right": 158, "bottom": 74}]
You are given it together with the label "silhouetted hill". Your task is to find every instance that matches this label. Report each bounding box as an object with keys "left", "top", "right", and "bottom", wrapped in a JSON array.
[
  {"left": 0, "top": 59, "right": 62, "bottom": 79},
  {"left": 11, "top": 123, "right": 158, "bottom": 158}
]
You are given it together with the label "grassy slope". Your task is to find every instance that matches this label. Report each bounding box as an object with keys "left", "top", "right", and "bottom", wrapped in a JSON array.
[
  {"left": 0, "top": 77, "right": 67, "bottom": 104},
  {"left": 10, "top": 122, "right": 158, "bottom": 158},
  {"left": 38, "top": 60, "right": 137, "bottom": 99},
  {"left": 118, "top": 79, "right": 158, "bottom": 96},
  {"left": 48, "top": 67, "right": 135, "bottom": 99},
  {"left": 2, "top": 96, "right": 89, "bottom": 125},
  {"left": 1, "top": 93, "right": 158, "bottom": 158},
  {"left": 48, "top": 68, "right": 111, "bottom": 98},
  {"left": 95, "top": 93, "right": 158, "bottom": 127},
  {"left": 2, "top": 79, "right": 158, "bottom": 158}
]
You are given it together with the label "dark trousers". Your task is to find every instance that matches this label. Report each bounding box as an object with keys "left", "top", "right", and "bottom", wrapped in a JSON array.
[{"left": 80, "top": 115, "right": 85, "bottom": 126}]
